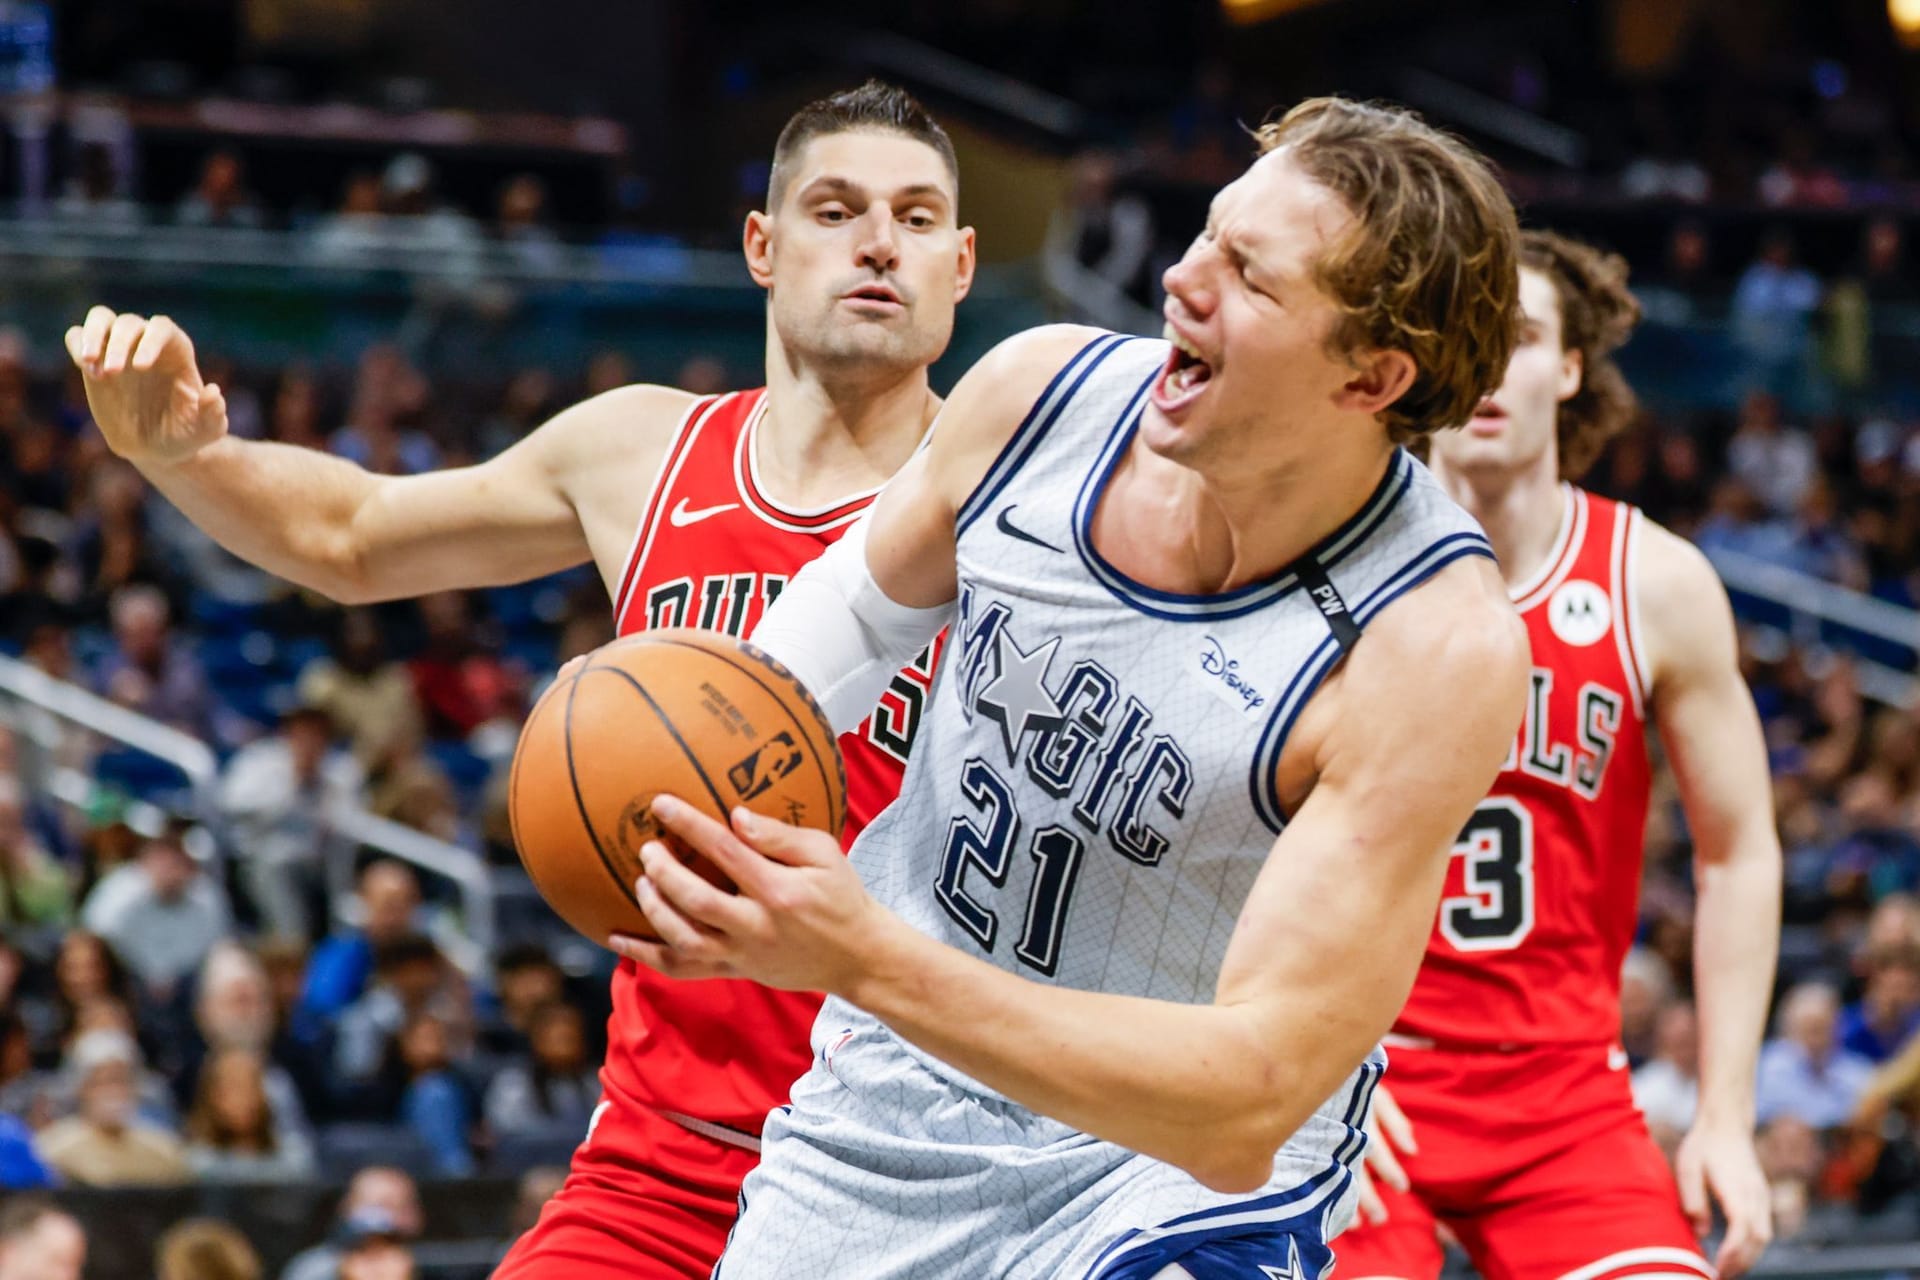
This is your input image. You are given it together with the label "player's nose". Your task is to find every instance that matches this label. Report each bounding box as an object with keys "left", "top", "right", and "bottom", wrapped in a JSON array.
[
  {"left": 1161, "top": 251, "right": 1215, "bottom": 322},
  {"left": 854, "top": 206, "right": 901, "bottom": 273}
]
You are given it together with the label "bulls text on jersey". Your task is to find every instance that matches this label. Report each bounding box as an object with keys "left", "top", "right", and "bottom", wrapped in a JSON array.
[{"left": 1501, "top": 667, "right": 1626, "bottom": 801}]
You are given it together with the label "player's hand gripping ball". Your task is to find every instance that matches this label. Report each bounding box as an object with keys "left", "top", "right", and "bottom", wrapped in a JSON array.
[{"left": 509, "top": 629, "right": 846, "bottom": 945}]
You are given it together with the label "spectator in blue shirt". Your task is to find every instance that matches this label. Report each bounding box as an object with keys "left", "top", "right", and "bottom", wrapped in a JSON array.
[
  {"left": 1840, "top": 944, "right": 1920, "bottom": 1064},
  {"left": 1757, "top": 981, "right": 1878, "bottom": 1129},
  {"left": 0, "top": 1114, "right": 51, "bottom": 1189},
  {"left": 295, "top": 859, "right": 420, "bottom": 1043}
]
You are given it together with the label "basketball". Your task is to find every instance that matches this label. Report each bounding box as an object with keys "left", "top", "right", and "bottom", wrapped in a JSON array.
[{"left": 508, "top": 628, "right": 847, "bottom": 945}]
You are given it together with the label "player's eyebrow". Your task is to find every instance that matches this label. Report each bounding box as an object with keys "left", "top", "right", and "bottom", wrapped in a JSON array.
[{"left": 798, "top": 176, "right": 952, "bottom": 212}]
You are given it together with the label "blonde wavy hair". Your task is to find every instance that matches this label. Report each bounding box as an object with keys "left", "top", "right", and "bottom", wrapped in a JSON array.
[{"left": 1253, "top": 99, "right": 1521, "bottom": 440}]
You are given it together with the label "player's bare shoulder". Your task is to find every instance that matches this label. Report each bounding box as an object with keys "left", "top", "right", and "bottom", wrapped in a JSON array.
[
  {"left": 521, "top": 382, "right": 702, "bottom": 489},
  {"left": 1281, "top": 553, "right": 1526, "bottom": 810},
  {"left": 1630, "top": 512, "right": 1740, "bottom": 691},
  {"left": 920, "top": 325, "right": 1112, "bottom": 500}
]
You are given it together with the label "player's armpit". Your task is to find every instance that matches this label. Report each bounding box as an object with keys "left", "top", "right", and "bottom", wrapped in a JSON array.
[{"left": 1212, "top": 556, "right": 1528, "bottom": 1178}]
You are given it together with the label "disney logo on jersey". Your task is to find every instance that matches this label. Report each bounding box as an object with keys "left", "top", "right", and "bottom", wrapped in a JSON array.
[
  {"left": 727, "top": 731, "right": 804, "bottom": 802},
  {"left": 1197, "top": 635, "right": 1265, "bottom": 715}
]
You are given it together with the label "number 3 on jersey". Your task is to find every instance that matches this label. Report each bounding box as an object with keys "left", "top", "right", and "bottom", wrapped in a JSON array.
[{"left": 1439, "top": 798, "right": 1535, "bottom": 952}]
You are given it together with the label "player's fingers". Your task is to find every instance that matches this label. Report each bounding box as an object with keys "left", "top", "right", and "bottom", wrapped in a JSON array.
[
  {"left": 102, "top": 313, "right": 147, "bottom": 374},
  {"left": 651, "top": 795, "right": 776, "bottom": 897},
  {"left": 1674, "top": 1146, "right": 1711, "bottom": 1237},
  {"left": 64, "top": 326, "right": 84, "bottom": 366},
  {"left": 1715, "top": 1179, "right": 1773, "bottom": 1277},
  {"left": 129, "top": 314, "right": 180, "bottom": 373},
  {"left": 1365, "top": 1128, "right": 1410, "bottom": 1193},
  {"left": 637, "top": 840, "right": 758, "bottom": 935},
  {"left": 79, "top": 305, "right": 117, "bottom": 363},
  {"left": 607, "top": 930, "right": 726, "bottom": 981},
  {"left": 1375, "top": 1085, "right": 1419, "bottom": 1155},
  {"left": 631, "top": 874, "right": 729, "bottom": 962},
  {"left": 1355, "top": 1171, "right": 1389, "bottom": 1226},
  {"left": 731, "top": 807, "right": 835, "bottom": 867}
]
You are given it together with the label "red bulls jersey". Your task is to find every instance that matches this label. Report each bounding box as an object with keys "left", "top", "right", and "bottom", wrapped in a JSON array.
[
  {"left": 602, "top": 388, "right": 938, "bottom": 1137},
  {"left": 1394, "top": 488, "right": 1653, "bottom": 1049}
]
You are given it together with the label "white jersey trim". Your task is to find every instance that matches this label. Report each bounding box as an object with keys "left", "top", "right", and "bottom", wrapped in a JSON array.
[
  {"left": 1512, "top": 486, "right": 1586, "bottom": 613},
  {"left": 1555, "top": 1246, "right": 1716, "bottom": 1280},
  {"left": 734, "top": 395, "right": 885, "bottom": 533},
  {"left": 1609, "top": 502, "right": 1650, "bottom": 718},
  {"left": 611, "top": 392, "right": 734, "bottom": 622}
]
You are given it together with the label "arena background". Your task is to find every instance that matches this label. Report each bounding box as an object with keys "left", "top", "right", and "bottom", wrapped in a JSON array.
[{"left": 0, "top": 0, "right": 1918, "bottom": 1275}]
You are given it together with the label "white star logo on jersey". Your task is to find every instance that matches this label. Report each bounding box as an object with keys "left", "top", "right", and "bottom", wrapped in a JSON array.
[
  {"left": 975, "top": 629, "right": 1066, "bottom": 764},
  {"left": 1257, "top": 1235, "right": 1306, "bottom": 1279},
  {"left": 1547, "top": 579, "right": 1611, "bottom": 647}
]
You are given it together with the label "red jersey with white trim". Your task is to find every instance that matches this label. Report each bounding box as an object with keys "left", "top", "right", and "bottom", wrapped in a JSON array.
[
  {"left": 601, "top": 387, "right": 939, "bottom": 1136},
  {"left": 1393, "top": 487, "right": 1653, "bottom": 1048}
]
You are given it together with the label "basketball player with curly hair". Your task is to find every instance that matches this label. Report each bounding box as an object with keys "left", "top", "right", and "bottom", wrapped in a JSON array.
[{"left": 1339, "top": 231, "right": 1781, "bottom": 1280}]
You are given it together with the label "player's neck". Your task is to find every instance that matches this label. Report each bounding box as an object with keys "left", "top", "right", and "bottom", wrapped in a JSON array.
[
  {"left": 757, "top": 359, "right": 939, "bottom": 509},
  {"left": 1433, "top": 452, "right": 1565, "bottom": 590},
  {"left": 1104, "top": 437, "right": 1397, "bottom": 595}
]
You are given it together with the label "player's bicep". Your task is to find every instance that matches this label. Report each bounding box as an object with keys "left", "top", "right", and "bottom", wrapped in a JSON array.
[
  {"left": 1217, "top": 566, "right": 1527, "bottom": 1098},
  {"left": 1641, "top": 530, "right": 1772, "bottom": 862},
  {"left": 346, "top": 384, "right": 684, "bottom": 598}
]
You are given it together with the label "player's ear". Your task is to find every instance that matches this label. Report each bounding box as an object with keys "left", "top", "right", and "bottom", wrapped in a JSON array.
[
  {"left": 1557, "top": 347, "right": 1583, "bottom": 403},
  {"left": 952, "top": 226, "right": 978, "bottom": 305},
  {"left": 1336, "top": 347, "right": 1417, "bottom": 417},
  {"left": 743, "top": 210, "right": 775, "bottom": 289}
]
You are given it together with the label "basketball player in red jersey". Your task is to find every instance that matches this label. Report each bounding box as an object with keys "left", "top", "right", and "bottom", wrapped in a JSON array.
[
  {"left": 63, "top": 82, "right": 974, "bottom": 1279},
  {"left": 1334, "top": 232, "right": 1780, "bottom": 1280}
]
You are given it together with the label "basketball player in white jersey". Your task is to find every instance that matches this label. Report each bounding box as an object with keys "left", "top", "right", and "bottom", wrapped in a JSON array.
[{"left": 612, "top": 98, "right": 1532, "bottom": 1278}]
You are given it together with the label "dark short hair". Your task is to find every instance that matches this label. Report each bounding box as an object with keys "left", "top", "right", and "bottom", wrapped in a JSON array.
[
  {"left": 768, "top": 80, "right": 958, "bottom": 209},
  {"left": 372, "top": 934, "right": 442, "bottom": 974}
]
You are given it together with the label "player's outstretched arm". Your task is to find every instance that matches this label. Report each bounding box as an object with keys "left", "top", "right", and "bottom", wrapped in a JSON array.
[
  {"left": 67, "top": 306, "right": 691, "bottom": 603},
  {"left": 637, "top": 555, "right": 1527, "bottom": 1194},
  {"left": 1639, "top": 520, "right": 1779, "bottom": 1275},
  {"left": 751, "top": 325, "right": 1106, "bottom": 730}
]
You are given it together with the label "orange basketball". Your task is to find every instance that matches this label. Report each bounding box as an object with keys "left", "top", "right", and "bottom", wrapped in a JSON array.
[{"left": 508, "top": 628, "right": 846, "bottom": 945}]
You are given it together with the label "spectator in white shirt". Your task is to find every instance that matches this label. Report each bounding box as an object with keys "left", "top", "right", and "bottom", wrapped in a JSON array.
[
  {"left": 1755, "top": 981, "right": 1877, "bottom": 1129},
  {"left": 81, "top": 822, "right": 230, "bottom": 1003},
  {"left": 1632, "top": 1000, "right": 1699, "bottom": 1153}
]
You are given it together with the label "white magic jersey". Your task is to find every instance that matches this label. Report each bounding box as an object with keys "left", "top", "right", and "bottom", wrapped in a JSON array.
[{"left": 718, "top": 333, "right": 1497, "bottom": 1280}]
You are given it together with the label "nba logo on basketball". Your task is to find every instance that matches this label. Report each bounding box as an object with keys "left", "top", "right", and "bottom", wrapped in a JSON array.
[{"left": 728, "top": 731, "right": 805, "bottom": 801}]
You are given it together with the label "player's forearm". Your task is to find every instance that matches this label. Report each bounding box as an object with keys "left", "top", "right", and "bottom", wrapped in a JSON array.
[
  {"left": 1691, "top": 828, "right": 1781, "bottom": 1129},
  {"left": 139, "top": 435, "right": 384, "bottom": 602},
  {"left": 845, "top": 915, "right": 1319, "bottom": 1193}
]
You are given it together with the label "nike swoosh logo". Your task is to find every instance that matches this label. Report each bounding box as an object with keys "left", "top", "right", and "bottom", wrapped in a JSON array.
[
  {"left": 995, "top": 505, "right": 1062, "bottom": 553},
  {"left": 669, "top": 498, "right": 739, "bottom": 528}
]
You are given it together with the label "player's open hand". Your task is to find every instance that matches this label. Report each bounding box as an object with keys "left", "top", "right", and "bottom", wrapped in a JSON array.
[
  {"left": 1676, "top": 1120, "right": 1772, "bottom": 1276},
  {"left": 1356, "top": 1081, "right": 1418, "bottom": 1225},
  {"left": 609, "top": 794, "right": 891, "bottom": 994},
  {"left": 65, "top": 306, "right": 228, "bottom": 466}
]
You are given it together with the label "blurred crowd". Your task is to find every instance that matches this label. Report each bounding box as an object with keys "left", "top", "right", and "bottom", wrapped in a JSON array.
[{"left": 0, "top": 333, "right": 715, "bottom": 1274}]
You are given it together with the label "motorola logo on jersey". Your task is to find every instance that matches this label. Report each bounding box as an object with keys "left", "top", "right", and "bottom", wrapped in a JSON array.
[{"left": 1547, "top": 579, "right": 1611, "bottom": 647}]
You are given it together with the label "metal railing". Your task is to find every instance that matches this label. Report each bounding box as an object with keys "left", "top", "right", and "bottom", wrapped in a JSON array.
[
  {"left": 0, "top": 651, "right": 495, "bottom": 971},
  {"left": 1705, "top": 550, "right": 1920, "bottom": 709}
]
